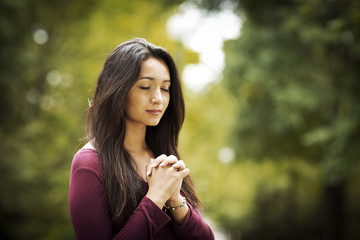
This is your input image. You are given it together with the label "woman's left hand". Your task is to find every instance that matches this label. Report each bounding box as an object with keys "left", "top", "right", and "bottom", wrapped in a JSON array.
[
  {"left": 146, "top": 154, "right": 187, "bottom": 202},
  {"left": 146, "top": 154, "right": 185, "bottom": 176}
]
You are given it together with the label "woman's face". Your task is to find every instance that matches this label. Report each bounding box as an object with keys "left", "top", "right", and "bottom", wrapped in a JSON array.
[{"left": 125, "top": 57, "right": 171, "bottom": 127}]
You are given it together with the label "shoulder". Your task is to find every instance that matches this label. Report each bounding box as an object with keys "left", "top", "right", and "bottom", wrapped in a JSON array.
[{"left": 71, "top": 148, "right": 102, "bottom": 176}]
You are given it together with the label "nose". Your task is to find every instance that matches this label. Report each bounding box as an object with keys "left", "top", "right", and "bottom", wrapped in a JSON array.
[{"left": 151, "top": 88, "right": 163, "bottom": 105}]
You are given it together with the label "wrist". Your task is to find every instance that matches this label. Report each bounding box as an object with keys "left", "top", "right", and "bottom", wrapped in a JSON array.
[
  {"left": 166, "top": 194, "right": 184, "bottom": 207},
  {"left": 145, "top": 191, "right": 167, "bottom": 209},
  {"left": 164, "top": 196, "right": 187, "bottom": 211}
]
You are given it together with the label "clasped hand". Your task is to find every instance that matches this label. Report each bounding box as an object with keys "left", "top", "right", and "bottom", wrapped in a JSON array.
[{"left": 145, "top": 154, "right": 190, "bottom": 209}]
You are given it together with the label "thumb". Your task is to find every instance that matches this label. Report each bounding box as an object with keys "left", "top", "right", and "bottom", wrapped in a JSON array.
[{"left": 146, "top": 158, "right": 155, "bottom": 177}]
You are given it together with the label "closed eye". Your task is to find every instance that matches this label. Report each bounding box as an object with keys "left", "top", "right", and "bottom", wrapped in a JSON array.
[
  {"left": 161, "top": 88, "right": 170, "bottom": 92},
  {"left": 140, "top": 87, "right": 150, "bottom": 90}
]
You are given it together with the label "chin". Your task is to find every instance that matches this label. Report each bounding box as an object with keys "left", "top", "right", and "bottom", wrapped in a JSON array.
[
  {"left": 146, "top": 119, "right": 162, "bottom": 126},
  {"left": 147, "top": 122, "right": 160, "bottom": 127}
]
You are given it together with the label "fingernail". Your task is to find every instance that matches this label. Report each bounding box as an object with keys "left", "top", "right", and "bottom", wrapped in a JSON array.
[
  {"left": 147, "top": 170, "right": 151, "bottom": 176},
  {"left": 160, "top": 162, "right": 166, "bottom": 167}
]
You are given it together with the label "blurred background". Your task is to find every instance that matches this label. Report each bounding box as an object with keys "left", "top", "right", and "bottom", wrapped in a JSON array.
[{"left": 0, "top": 0, "right": 359, "bottom": 239}]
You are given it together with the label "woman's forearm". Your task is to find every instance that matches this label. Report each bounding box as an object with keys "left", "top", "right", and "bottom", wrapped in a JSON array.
[{"left": 165, "top": 195, "right": 189, "bottom": 225}]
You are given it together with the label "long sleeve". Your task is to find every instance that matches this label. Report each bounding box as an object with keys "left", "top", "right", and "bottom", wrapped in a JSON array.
[
  {"left": 113, "top": 197, "right": 171, "bottom": 240},
  {"left": 68, "top": 150, "right": 172, "bottom": 240},
  {"left": 68, "top": 149, "right": 214, "bottom": 239},
  {"left": 69, "top": 167, "right": 114, "bottom": 240},
  {"left": 170, "top": 203, "right": 215, "bottom": 240}
]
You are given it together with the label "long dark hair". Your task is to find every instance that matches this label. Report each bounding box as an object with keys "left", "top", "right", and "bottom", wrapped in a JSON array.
[{"left": 86, "top": 38, "right": 200, "bottom": 223}]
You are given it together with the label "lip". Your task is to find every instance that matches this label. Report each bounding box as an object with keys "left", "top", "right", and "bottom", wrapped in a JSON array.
[{"left": 146, "top": 109, "right": 162, "bottom": 116}]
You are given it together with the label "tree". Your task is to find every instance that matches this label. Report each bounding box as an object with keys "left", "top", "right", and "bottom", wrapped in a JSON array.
[
  {"left": 196, "top": 0, "right": 360, "bottom": 239},
  {"left": 0, "top": 1, "right": 98, "bottom": 239},
  {"left": 0, "top": 0, "right": 189, "bottom": 239}
]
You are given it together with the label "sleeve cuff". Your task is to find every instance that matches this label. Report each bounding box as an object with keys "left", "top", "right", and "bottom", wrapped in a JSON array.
[
  {"left": 140, "top": 197, "right": 172, "bottom": 234},
  {"left": 170, "top": 202, "right": 193, "bottom": 230},
  {"left": 170, "top": 203, "right": 215, "bottom": 239}
]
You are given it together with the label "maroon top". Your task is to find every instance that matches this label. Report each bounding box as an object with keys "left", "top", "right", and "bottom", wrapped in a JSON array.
[{"left": 68, "top": 149, "right": 214, "bottom": 240}]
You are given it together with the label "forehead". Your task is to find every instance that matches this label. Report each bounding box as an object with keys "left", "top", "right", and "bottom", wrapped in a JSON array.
[{"left": 139, "top": 58, "right": 170, "bottom": 80}]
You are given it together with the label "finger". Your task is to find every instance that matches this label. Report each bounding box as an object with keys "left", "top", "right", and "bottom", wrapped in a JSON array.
[
  {"left": 178, "top": 168, "right": 190, "bottom": 179},
  {"left": 159, "top": 155, "right": 178, "bottom": 167},
  {"left": 172, "top": 160, "right": 185, "bottom": 170},
  {"left": 152, "top": 154, "right": 167, "bottom": 168},
  {"left": 146, "top": 158, "right": 155, "bottom": 176}
]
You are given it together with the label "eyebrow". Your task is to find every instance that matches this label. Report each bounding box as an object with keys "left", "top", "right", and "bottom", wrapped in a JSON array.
[{"left": 138, "top": 76, "right": 171, "bottom": 83}]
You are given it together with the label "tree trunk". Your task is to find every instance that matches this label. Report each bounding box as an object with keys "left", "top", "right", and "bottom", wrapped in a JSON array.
[{"left": 322, "top": 182, "right": 346, "bottom": 240}]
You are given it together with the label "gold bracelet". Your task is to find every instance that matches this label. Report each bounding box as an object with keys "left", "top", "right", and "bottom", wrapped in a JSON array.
[{"left": 163, "top": 197, "right": 186, "bottom": 211}]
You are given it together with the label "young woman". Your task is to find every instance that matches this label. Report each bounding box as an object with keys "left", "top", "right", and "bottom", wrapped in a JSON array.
[{"left": 68, "top": 38, "right": 214, "bottom": 239}]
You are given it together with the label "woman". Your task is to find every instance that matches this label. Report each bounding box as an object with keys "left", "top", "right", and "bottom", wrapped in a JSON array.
[{"left": 68, "top": 38, "right": 214, "bottom": 239}]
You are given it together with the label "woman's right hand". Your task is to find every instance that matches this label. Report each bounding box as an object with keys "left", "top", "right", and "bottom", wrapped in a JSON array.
[{"left": 145, "top": 155, "right": 190, "bottom": 209}]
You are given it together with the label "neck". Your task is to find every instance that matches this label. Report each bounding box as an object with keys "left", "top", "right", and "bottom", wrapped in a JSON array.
[{"left": 124, "top": 121, "right": 148, "bottom": 154}]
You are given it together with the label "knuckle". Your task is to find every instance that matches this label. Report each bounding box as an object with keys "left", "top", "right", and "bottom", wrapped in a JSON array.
[
  {"left": 157, "top": 154, "right": 167, "bottom": 160},
  {"left": 168, "top": 155, "right": 178, "bottom": 160}
]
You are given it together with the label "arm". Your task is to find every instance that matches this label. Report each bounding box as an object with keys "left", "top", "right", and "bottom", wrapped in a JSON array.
[
  {"left": 165, "top": 194, "right": 189, "bottom": 225},
  {"left": 146, "top": 155, "right": 214, "bottom": 239},
  {"left": 170, "top": 203, "right": 215, "bottom": 240},
  {"left": 113, "top": 197, "right": 171, "bottom": 240},
  {"left": 68, "top": 166, "right": 171, "bottom": 240},
  {"left": 69, "top": 168, "right": 114, "bottom": 240}
]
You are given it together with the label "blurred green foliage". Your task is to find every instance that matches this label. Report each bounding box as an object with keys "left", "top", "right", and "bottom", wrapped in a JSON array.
[
  {"left": 0, "top": 0, "right": 196, "bottom": 239},
  {"left": 191, "top": 0, "right": 360, "bottom": 239},
  {"left": 1, "top": 0, "right": 360, "bottom": 239}
]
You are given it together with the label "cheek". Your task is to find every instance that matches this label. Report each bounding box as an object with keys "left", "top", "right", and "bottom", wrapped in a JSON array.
[
  {"left": 126, "top": 92, "right": 141, "bottom": 107},
  {"left": 124, "top": 93, "right": 139, "bottom": 116},
  {"left": 164, "top": 95, "right": 170, "bottom": 109}
]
